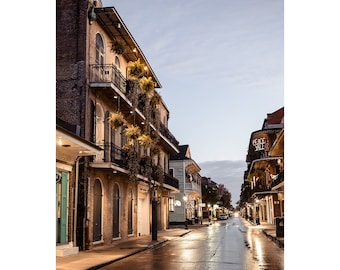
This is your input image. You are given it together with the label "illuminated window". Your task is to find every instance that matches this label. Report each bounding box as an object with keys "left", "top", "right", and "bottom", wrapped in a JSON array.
[{"left": 169, "top": 197, "right": 174, "bottom": 212}]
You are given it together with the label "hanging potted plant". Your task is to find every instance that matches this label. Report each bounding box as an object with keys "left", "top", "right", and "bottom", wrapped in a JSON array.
[
  {"left": 124, "top": 124, "right": 141, "bottom": 140},
  {"left": 111, "top": 40, "right": 125, "bottom": 55},
  {"left": 108, "top": 112, "right": 126, "bottom": 129},
  {"left": 137, "top": 134, "right": 154, "bottom": 147},
  {"left": 127, "top": 58, "right": 144, "bottom": 79},
  {"left": 139, "top": 76, "right": 154, "bottom": 96}
]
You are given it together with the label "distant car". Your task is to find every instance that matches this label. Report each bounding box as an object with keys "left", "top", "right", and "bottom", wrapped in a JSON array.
[{"left": 218, "top": 214, "right": 228, "bottom": 220}]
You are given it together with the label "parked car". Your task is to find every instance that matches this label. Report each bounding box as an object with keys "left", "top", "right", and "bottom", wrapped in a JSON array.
[{"left": 218, "top": 214, "right": 228, "bottom": 220}]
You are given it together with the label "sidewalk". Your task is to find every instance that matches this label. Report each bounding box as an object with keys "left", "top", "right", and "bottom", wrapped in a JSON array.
[
  {"left": 261, "top": 224, "right": 284, "bottom": 249},
  {"left": 244, "top": 219, "right": 284, "bottom": 249},
  {"left": 56, "top": 223, "right": 208, "bottom": 270}
]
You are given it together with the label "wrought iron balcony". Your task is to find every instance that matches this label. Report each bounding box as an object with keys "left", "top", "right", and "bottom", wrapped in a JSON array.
[
  {"left": 89, "top": 64, "right": 126, "bottom": 93},
  {"left": 164, "top": 173, "right": 179, "bottom": 189},
  {"left": 103, "top": 142, "right": 128, "bottom": 168},
  {"left": 101, "top": 143, "right": 179, "bottom": 189},
  {"left": 159, "top": 123, "right": 179, "bottom": 149}
]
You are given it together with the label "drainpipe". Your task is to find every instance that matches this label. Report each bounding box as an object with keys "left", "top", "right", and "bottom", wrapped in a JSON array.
[{"left": 73, "top": 156, "right": 81, "bottom": 247}]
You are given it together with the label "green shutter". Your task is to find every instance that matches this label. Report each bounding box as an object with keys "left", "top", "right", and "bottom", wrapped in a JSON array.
[{"left": 60, "top": 172, "right": 68, "bottom": 243}]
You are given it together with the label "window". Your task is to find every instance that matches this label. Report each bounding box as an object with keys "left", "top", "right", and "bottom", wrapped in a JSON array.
[
  {"left": 115, "top": 56, "right": 121, "bottom": 69},
  {"left": 96, "top": 33, "right": 105, "bottom": 65},
  {"left": 169, "top": 197, "right": 174, "bottom": 212},
  {"left": 95, "top": 33, "right": 106, "bottom": 81}
]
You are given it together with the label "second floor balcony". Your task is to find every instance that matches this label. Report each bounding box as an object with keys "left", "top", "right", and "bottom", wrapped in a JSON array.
[
  {"left": 92, "top": 142, "right": 179, "bottom": 190},
  {"left": 89, "top": 64, "right": 126, "bottom": 93}
]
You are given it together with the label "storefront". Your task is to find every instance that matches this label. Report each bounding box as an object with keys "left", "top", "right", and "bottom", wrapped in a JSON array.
[{"left": 56, "top": 126, "right": 102, "bottom": 256}]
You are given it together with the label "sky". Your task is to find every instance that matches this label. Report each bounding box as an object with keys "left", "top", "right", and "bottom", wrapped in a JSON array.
[{"left": 102, "top": 0, "right": 283, "bottom": 206}]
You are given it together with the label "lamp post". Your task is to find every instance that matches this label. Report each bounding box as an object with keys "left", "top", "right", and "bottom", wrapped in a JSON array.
[
  {"left": 183, "top": 195, "right": 188, "bottom": 229},
  {"left": 207, "top": 203, "right": 211, "bottom": 225},
  {"left": 152, "top": 186, "right": 157, "bottom": 240},
  {"left": 255, "top": 198, "right": 260, "bottom": 225}
]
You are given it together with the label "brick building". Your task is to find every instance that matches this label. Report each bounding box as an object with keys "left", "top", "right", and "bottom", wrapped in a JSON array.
[{"left": 56, "top": 0, "right": 180, "bottom": 255}]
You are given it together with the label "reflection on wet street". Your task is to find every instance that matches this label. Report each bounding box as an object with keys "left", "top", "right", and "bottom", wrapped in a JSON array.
[{"left": 100, "top": 216, "right": 284, "bottom": 270}]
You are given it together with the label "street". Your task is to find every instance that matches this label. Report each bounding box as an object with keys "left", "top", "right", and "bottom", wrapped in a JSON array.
[{"left": 99, "top": 215, "right": 284, "bottom": 270}]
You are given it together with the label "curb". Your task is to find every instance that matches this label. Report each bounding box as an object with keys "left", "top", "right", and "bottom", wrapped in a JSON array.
[
  {"left": 87, "top": 230, "right": 192, "bottom": 270},
  {"left": 87, "top": 240, "right": 169, "bottom": 270},
  {"left": 262, "top": 230, "right": 284, "bottom": 249}
]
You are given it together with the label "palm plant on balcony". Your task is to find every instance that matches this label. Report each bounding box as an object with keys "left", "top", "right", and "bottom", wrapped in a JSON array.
[
  {"left": 137, "top": 134, "right": 154, "bottom": 147},
  {"left": 108, "top": 112, "right": 126, "bottom": 129},
  {"left": 139, "top": 76, "right": 154, "bottom": 96},
  {"left": 124, "top": 124, "right": 141, "bottom": 140},
  {"left": 127, "top": 58, "right": 144, "bottom": 79}
]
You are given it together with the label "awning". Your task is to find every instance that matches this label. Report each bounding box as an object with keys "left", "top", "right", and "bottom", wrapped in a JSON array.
[
  {"left": 56, "top": 126, "right": 103, "bottom": 164},
  {"left": 251, "top": 190, "right": 279, "bottom": 199},
  {"left": 247, "top": 156, "right": 283, "bottom": 179},
  {"left": 186, "top": 161, "right": 201, "bottom": 174}
]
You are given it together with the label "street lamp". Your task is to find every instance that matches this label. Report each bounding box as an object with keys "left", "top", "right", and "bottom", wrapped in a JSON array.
[
  {"left": 207, "top": 203, "right": 211, "bottom": 224},
  {"left": 152, "top": 186, "right": 157, "bottom": 240},
  {"left": 255, "top": 198, "right": 260, "bottom": 225},
  {"left": 183, "top": 195, "right": 188, "bottom": 229}
]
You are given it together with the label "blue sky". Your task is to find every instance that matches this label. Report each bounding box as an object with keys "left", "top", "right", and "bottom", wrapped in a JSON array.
[{"left": 102, "top": 0, "right": 283, "bottom": 205}]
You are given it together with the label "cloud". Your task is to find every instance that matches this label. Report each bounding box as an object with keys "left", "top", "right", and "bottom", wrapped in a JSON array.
[{"left": 198, "top": 160, "right": 247, "bottom": 207}]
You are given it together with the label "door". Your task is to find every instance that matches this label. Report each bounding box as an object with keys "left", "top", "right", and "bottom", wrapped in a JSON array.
[
  {"left": 56, "top": 171, "right": 68, "bottom": 244},
  {"left": 128, "top": 188, "right": 133, "bottom": 234},
  {"left": 112, "top": 183, "right": 120, "bottom": 238},
  {"left": 93, "top": 180, "right": 102, "bottom": 242}
]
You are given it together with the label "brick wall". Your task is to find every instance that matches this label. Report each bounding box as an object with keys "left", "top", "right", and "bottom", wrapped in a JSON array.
[{"left": 56, "top": 0, "right": 88, "bottom": 135}]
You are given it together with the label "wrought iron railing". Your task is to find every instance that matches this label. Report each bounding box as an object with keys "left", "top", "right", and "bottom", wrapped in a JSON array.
[
  {"left": 89, "top": 64, "right": 126, "bottom": 93},
  {"left": 102, "top": 143, "right": 179, "bottom": 189},
  {"left": 271, "top": 171, "right": 284, "bottom": 187},
  {"left": 102, "top": 143, "right": 128, "bottom": 168},
  {"left": 159, "top": 123, "right": 179, "bottom": 148},
  {"left": 164, "top": 173, "right": 179, "bottom": 189}
]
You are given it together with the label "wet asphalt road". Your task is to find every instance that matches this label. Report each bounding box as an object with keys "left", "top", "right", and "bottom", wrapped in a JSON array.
[{"left": 99, "top": 216, "right": 284, "bottom": 270}]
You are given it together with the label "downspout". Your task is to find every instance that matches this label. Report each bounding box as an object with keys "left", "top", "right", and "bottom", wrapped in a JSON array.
[{"left": 73, "top": 156, "right": 81, "bottom": 247}]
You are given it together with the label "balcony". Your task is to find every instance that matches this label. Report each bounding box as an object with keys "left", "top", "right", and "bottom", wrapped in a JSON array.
[
  {"left": 89, "top": 64, "right": 179, "bottom": 154},
  {"left": 185, "top": 181, "right": 201, "bottom": 194},
  {"left": 89, "top": 64, "right": 126, "bottom": 94},
  {"left": 164, "top": 173, "right": 179, "bottom": 189},
  {"left": 101, "top": 142, "right": 128, "bottom": 169},
  {"left": 99, "top": 143, "right": 179, "bottom": 190}
]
